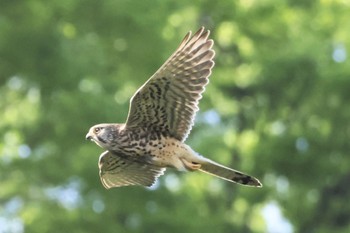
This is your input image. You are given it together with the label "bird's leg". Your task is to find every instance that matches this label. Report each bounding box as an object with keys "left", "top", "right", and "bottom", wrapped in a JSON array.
[{"left": 181, "top": 158, "right": 201, "bottom": 171}]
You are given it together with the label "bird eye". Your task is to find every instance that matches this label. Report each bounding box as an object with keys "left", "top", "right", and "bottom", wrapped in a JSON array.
[{"left": 94, "top": 127, "right": 101, "bottom": 134}]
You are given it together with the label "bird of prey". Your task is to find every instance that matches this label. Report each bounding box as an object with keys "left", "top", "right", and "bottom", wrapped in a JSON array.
[{"left": 86, "top": 27, "right": 262, "bottom": 189}]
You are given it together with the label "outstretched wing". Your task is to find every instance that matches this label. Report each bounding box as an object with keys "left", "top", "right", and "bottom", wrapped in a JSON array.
[
  {"left": 125, "top": 27, "right": 215, "bottom": 142},
  {"left": 98, "top": 151, "right": 166, "bottom": 188}
]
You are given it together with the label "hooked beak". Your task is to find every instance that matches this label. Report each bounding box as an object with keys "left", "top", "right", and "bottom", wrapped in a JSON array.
[{"left": 86, "top": 133, "right": 93, "bottom": 141}]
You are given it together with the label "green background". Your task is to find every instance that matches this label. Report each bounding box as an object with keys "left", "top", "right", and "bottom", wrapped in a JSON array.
[{"left": 1, "top": 0, "right": 350, "bottom": 232}]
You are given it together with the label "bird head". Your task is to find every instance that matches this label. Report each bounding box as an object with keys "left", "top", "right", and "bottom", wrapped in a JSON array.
[{"left": 86, "top": 123, "right": 123, "bottom": 149}]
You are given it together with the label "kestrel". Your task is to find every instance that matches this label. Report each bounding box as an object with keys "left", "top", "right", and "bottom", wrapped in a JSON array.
[{"left": 86, "top": 27, "right": 262, "bottom": 189}]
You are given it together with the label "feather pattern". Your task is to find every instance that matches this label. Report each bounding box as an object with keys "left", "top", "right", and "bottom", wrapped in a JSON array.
[
  {"left": 125, "top": 27, "right": 215, "bottom": 142},
  {"left": 199, "top": 159, "right": 262, "bottom": 187},
  {"left": 99, "top": 151, "right": 166, "bottom": 188}
]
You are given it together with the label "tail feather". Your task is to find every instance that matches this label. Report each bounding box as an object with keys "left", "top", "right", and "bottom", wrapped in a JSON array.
[{"left": 199, "top": 160, "right": 262, "bottom": 187}]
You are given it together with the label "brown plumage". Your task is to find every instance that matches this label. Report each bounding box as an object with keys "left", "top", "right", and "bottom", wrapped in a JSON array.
[{"left": 86, "top": 27, "right": 262, "bottom": 189}]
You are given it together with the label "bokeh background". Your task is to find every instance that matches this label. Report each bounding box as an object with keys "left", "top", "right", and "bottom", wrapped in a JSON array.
[{"left": 1, "top": 0, "right": 350, "bottom": 232}]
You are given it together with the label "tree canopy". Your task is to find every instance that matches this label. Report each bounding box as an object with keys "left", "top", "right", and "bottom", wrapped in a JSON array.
[{"left": 1, "top": 0, "right": 350, "bottom": 232}]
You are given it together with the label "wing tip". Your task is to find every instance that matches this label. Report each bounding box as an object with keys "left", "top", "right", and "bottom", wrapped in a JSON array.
[
  {"left": 194, "top": 26, "right": 205, "bottom": 37},
  {"left": 178, "top": 31, "right": 192, "bottom": 50},
  {"left": 181, "top": 26, "right": 212, "bottom": 51}
]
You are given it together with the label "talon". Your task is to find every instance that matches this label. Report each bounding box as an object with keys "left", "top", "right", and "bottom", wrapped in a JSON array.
[{"left": 181, "top": 159, "right": 201, "bottom": 171}]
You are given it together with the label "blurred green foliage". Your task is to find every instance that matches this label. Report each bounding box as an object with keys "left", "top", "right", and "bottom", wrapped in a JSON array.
[{"left": 1, "top": 0, "right": 350, "bottom": 232}]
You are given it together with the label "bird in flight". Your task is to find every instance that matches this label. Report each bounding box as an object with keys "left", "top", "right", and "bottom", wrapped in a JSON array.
[{"left": 86, "top": 27, "right": 262, "bottom": 189}]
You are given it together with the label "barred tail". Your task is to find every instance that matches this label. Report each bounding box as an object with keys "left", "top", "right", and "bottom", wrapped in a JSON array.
[{"left": 199, "top": 160, "right": 262, "bottom": 187}]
